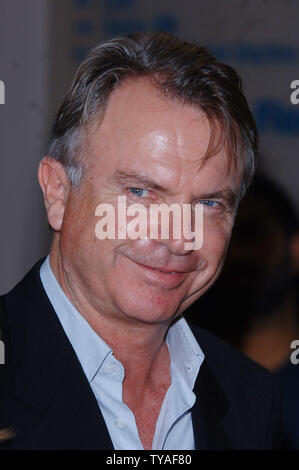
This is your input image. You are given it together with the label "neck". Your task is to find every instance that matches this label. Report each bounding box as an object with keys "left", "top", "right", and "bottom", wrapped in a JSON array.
[{"left": 49, "top": 241, "right": 172, "bottom": 382}]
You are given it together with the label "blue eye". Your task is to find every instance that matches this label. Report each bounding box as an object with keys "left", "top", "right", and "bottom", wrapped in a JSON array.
[
  {"left": 129, "top": 188, "right": 148, "bottom": 197},
  {"left": 199, "top": 200, "right": 218, "bottom": 207}
]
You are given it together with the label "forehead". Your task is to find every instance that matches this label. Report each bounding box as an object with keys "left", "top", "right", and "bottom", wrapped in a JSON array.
[{"left": 85, "top": 78, "right": 241, "bottom": 189}]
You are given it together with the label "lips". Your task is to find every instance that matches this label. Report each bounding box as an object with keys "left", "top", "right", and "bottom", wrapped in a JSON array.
[
  {"left": 142, "top": 265, "right": 187, "bottom": 274},
  {"left": 118, "top": 242, "right": 205, "bottom": 274},
  {"left": 130, "top": 259, "right": 189, "bottom": 289}
]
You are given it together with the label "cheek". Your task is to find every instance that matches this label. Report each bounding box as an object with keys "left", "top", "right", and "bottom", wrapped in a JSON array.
[
  {"left": 201, "top": 215, "right": 232, "bottom": 262},
  {"left": 59, "top": 192, "right": 103, "bottom": 269},
  {"left": 179, "top": 219, "right": 233, "bottom": 313}
]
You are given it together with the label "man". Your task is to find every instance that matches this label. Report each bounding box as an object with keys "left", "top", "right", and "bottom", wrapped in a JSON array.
[{"left": 0, "top": 32, "right": 280, "bottom": 450}]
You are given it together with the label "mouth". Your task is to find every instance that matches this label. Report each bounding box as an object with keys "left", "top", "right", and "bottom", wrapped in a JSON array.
[{"left": 129, "top": 259, "right": 189, "bottom": 289}]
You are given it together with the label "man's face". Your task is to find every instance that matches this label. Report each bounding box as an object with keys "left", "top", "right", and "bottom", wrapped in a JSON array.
[{"left": 55, "top": 78, "right": 242, "bottom": 326}]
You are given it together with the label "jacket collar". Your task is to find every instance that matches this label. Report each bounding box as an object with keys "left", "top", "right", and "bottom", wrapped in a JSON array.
[{"left": 192, "top": 359, "right": 233, "bottom": 450}]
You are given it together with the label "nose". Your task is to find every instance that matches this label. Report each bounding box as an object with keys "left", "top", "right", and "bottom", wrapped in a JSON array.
[
  {"left": 163, "top": 237, "right": 193, "bottom": 256},
  {"left": 149, "top": 203, "right": 203, "bottom": 255}
]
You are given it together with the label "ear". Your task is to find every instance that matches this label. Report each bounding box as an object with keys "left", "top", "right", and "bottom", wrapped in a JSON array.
[{"left": 38, "top": 157, "right": 70, "bottom": 231}]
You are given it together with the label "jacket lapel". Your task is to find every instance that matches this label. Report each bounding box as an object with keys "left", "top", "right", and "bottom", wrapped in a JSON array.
[
  {"left": 6, "top": 260, "right": 114, "bottom": 450},
  {"left": 31, "top": 352, "right": 114, "bottom": 450},
  {"left": 192, "top": 360, "right": 233, "bottom": 450}
]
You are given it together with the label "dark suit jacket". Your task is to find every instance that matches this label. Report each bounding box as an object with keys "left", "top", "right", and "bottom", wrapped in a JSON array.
[{"left": 0, "top": 260, "right": 281, "bottom": 450}]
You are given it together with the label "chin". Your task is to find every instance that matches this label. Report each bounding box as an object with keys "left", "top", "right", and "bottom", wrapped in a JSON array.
[{"left": 115, "top": 292, "right": 182, "bottom": 325}]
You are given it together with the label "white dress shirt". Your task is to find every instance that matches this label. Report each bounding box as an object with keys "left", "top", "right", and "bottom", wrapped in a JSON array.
[{"left": 40, "top": 256, "right": 205, "bottom": 450}]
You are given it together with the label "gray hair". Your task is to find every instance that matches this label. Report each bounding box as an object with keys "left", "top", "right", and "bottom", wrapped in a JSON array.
[{"left": 47, "top": 31, "right": 258, "bottom": 197}]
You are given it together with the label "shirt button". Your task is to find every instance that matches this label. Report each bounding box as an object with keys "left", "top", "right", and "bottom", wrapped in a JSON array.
[{"left": 115, "top": 420, "right": 127, "bottom": 430}]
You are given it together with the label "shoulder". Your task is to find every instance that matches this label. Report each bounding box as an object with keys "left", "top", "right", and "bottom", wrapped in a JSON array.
[
  {"left": 0, "top": 259, "right": 50, "bottom": 367},
  {"left": 189, "top": 321, "right": 279, "bottom": 400},
  {"left": 189, "top": 322, "right": 282, "bottom": 448},
  {"left": 2, "top": 259, "right": 46, "bottom": 317}
]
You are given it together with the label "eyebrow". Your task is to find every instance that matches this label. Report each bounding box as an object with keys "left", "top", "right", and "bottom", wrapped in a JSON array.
[
  {"left": 112, "top": 170, "right": 168, "bottom": 192},
  {"left": 198, "top": 189, "right": 238, "bottom": 208},
  {"left": 112, "top": 170, "right": 238, "bottom": 208}
]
